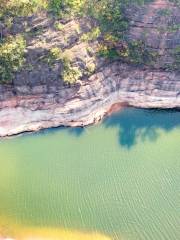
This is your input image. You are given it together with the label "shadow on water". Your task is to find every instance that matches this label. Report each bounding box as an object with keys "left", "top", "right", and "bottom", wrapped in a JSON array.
[
  {"left": 18, "top": 108, "right": 180, "bottom": 149},
  {"left": 103, "top": 108, "right": 180, "bottom": 149},
  {"left": 32, "top": 126, "right": 85, "bottom": 138},
  {"left": 68, "top": 127, "right": 85, "bottom": 136}
]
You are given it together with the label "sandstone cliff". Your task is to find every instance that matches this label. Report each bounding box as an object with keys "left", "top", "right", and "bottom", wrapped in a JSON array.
[{"left": 0, "top": 0, "right": 179, "bottom": 137}]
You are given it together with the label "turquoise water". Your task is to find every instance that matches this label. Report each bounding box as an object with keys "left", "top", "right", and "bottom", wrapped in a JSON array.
[{"left": 0, "top": 108, "right": 179, "bottom": 240}]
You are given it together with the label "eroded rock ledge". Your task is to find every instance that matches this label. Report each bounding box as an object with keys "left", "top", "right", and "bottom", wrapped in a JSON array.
[
  {"left": 0, "top": 62, "right": 179, "bottom": 137},
  {"left": 0, "top": 0, "right": 179, "bottom": 137}
]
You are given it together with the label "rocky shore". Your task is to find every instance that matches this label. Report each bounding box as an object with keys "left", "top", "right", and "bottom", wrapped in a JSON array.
[
  {"left": 0, "top": 62, "right": 179, "bottom": 137},
  {"left": 0, "top": 0, "right": 179, "bottom": 138}
]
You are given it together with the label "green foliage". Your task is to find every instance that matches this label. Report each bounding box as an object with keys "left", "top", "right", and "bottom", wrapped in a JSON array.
[
  {"left": 48, "top": 0, "right": 85, "bottom": 17},
  {"left": 0, "top": 0, "right": 9, "bottom": 18},
  {"left": 49, "top": 47, "right": 62, "bottom": 60},
  {"left": 84, "top": 0, "right": 153, "bottom": 36},
  {"left": 128, "top": 40, "right": 157, "bottom": 65},
  {"left": 98, "top": 33, "right": 129, "bottom": 59},
  {"left": 54, "top": 21, "right": 64, "bottom": 31},
  {"left": 0, "top": 0, "right": 47, "bottom": 19},
  {"left": 99, "top": 37, "right": 158, "bottom": 65},
  {"left": 48, "top": 0, "right": 151, "bottom": 35},
  {"left": 98, "top": 44, "right": 120, "bottom": 59},
  {"left": 39, "top": 47, "right": 62, "bottom": 65},
  {"left": 62, "top": 57, "right": 82, "bottom": 84},
  {"left": 0, "top": 35, "right": 26, "bottom": 83},
  {"left": 48, "top": 0, "right": 63, "bottom": 16},
  {"left": 0, "top": 0, "right": 176, "bottom": 86},
  {"left": 80, "top": 27, "right": 101, "bottom": 42},
  {"left": 4, "top": 17, "right": 13, "bottom": 29},
  {"left": 86, "top": 0, "right": 128, "bottom": 36}
]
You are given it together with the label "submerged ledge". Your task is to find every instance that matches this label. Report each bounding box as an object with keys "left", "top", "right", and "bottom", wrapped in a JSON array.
[{"left": 0, "top": 63, "right": 180, "bottom": 138}]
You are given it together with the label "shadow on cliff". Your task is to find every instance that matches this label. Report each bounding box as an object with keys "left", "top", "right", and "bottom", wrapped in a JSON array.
[{"left": 103, "top": 108, "right": 180, "bottom": 149}]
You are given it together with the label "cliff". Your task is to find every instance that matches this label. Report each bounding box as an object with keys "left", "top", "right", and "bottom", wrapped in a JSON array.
[{"left": 0, "top": 0, "right": 179, "bottom": 137}]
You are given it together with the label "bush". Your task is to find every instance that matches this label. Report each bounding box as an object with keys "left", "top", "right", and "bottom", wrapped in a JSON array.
[
  {"left": 0, "top": 35, "right": 26, "bottom": 83},
  {"left": 48, "top": 0, "right": 85, "bottom": 17},
  {"left": 54, "top": 21, "right": 64, "bottom": 31},
  {"left": 128, "top": 40, "right": 157, "bottom": 65},
  {"left": 62, "top": 57, "right": 82, "bottom": 84},
  {"left": 0, "top": 0, "right": 47, "bottom": 19},
  {"left": 49, "top": 47, "right": 62, "bottom": 60},
  {"left": 80, "top": 27, "right": 101, "bottom": 42},
  {"left": 85, "top": 0, "right": 129, "bottom": 36}
]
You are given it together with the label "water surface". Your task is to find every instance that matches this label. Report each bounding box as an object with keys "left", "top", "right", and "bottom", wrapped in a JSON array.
[{"left": 0, "top": 108, "right": 179, "bottom": 240}]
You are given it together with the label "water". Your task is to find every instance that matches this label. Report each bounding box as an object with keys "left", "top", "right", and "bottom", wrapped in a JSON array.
[{"left": 0, "top": 108, "right": 179, "bottom": 240}]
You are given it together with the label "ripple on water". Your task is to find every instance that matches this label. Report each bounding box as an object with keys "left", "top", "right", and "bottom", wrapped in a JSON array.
[{"left": 0, "top": 109, "right": 179, "bottom": 240}]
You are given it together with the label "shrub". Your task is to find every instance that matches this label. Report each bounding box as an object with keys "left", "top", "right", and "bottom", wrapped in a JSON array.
[
  {"left": 98, "top": 44, "right": 120, "bottom": 59},
  {"left": 48, "top": 0, "right": 85, "bottom": 17},
  {"left": 85, "top": 0, "right": 129, "bottom": 36},
  {"left": 128, "top": 40, "right": 157, "bottom": 65},
  {"left": 0, "top": 0, "right": 47, "bottom": 20},
  {"left": 62, "top": 57, "right": 82, "bottom": 84},
  {"left": 49, "top": 47, "right": 62, "bottom": 60},
  {"left": 0, "top": 35, "right": 26, "bottom": 83},
  {"left": 80, "top": 27, "right": 101, "bottom": 42},
  {"left": 39, "top": 47, "right": 62, "bottom": 65},
  {"left": 54, "top": 21, "right": 64, "bottom": 31}
]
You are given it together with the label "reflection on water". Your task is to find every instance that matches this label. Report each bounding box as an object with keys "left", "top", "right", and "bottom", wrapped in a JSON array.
[{"left": 0, "top": 108, "right": 179, "bottom": 240}]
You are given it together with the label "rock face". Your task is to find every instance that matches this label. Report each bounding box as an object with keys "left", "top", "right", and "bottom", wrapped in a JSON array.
[
  {"left": 126, "top": 0, "right": 180, "bottom": 69},
  {"left": 0, "top": 0, "right": 179, "bottom": 137},
  {"left": 0, "top": 63, "right": 179, "bottom": 137}
]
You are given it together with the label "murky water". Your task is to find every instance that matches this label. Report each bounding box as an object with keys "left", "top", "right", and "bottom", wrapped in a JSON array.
[{"left": 0, "top": 108, "right": 179, "bottom": 240}]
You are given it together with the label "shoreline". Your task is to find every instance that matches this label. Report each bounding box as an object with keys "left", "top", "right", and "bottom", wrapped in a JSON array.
[
  {"left": 0, "top": 62, "right": 180, "bottom": 138},
  {"left": 0, "top": 0, "right": 179, "bottom": 138}
]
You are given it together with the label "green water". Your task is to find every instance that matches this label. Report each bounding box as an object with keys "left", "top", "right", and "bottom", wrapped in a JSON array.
[{"left": 0, "top": 108, "right": 179, "bottom": 240}]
